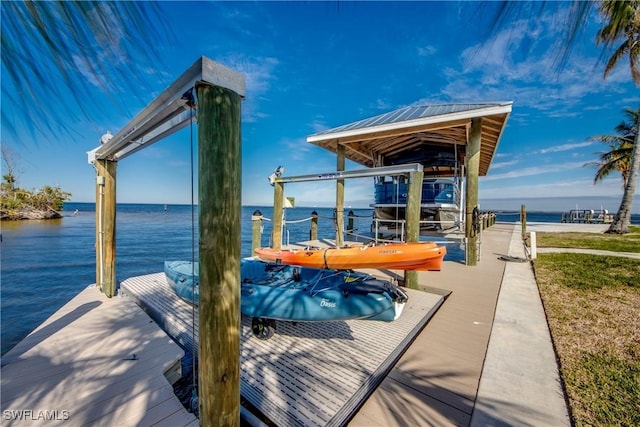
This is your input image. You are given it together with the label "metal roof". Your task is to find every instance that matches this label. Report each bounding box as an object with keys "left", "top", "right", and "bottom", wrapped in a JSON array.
[{"left": 307, "top": 102, "right": 512, "bottom": 177}]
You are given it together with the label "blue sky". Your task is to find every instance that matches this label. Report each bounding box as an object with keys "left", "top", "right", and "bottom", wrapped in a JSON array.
[{"left": 3, "top": 1, "right": 639, "bottom": 212}]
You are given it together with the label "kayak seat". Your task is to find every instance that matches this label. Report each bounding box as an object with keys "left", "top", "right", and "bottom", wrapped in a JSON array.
[{"left": 340, "top": 279, "right": 389, "bottom": 295}]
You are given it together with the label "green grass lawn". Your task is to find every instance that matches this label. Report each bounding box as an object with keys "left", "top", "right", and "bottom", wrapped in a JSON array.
[
  {"left": 533, "top": 228, "right": 640, "bottom": 426},
  {"left": 536, "top": 226, "right": 640, "bottom": 253}
]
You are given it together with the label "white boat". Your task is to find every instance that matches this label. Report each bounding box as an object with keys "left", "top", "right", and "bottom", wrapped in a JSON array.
[{"left": 371, "top": 176, "right": 462, "bottom": 234}]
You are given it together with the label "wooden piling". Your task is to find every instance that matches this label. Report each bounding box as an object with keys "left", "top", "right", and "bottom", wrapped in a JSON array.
[
  {"left": 310, "top": 210, "right": 318, "bottom": 240},
  {"left": 272, "top": 182, "right": 284, "bottom": 250},
  {"left": 196, "top": 82, "right": 242, "bottom": 427},
  {"left": 251, "top": 209, "right": 262, "bottom": 255},
  {"left": 335, "top": 144, "right": 345, "bottom": 247},
  {"left": 347, "top": 210, "right": 355, "bottom": 232},
  {"left": 465, "top": 118, "right": 482, "bottom": 266},
  {"left": 94, "top": 159, "right": 117, "bottom": 298},
  {"left": 404, "top": 170, "right": 423, "bottom": 289},
  {"left": 521, "top": 204, "right": 527, "bottom": 241}
]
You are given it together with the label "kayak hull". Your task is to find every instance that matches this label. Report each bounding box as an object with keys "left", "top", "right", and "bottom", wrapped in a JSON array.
[
  {"left": 254, "top": 242, "right": 446, "bottom": 271},
  {"left": 163, "top": 259, "right": 408, "bottom": 323}
]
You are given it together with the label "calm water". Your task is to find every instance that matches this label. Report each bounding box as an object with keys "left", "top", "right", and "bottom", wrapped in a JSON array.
[
  {"left": 0, "top": 203, "right": 373, "bottom": 355},
  {"left": 1, "top": 203, "right": 638, "bottom": 355}
]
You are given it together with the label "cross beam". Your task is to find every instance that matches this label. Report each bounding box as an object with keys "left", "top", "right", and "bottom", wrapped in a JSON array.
[
  {"left": 87, "top": 56, "right": 245, "bottom": 163},
  {"left": 274, "top": 163, "right": 424, "bottom": 184}
]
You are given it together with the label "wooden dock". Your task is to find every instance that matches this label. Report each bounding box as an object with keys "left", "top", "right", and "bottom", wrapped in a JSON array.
[
  {"left": 0, "top": 285, "right": 198, "bottom": 426},
  {"left": 348, "top": 223, "right": 512, "bottom": 426},
  {"left": 120, "top": 272, "right": 445, "bottom": 426},
  {"left": 1, "top": 222, "right": 556, "bottom": 427}
]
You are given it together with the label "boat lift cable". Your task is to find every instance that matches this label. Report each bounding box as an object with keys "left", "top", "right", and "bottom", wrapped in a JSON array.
[{"left": 187, "top": 98, "right": 198, "bottom": 411}]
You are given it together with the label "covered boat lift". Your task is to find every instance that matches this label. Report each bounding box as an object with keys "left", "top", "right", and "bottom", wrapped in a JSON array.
[{"left": 305, "top": 102, "right": 512, "bottom": 266}]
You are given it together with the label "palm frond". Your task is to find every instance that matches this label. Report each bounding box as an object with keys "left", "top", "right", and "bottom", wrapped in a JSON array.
[
  {"left": 479, "top": 1, "right": 595, "bottom": 73},
  {"left": 1, "top": 1, "right": 172, "bottom": 141},
  {"left": 585, "top": 106, "right": 639, "bottom": 188},
  {"left": 596, "top": 0, "right": 640, "bottom": 85}
]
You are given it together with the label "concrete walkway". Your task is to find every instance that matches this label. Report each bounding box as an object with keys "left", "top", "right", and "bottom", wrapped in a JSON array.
[
  {"left": 470, "top": 225, "right": 570, "bottom": 427},
  {"left": 470, "top": 220, "right": 638, "bottom": 426},
  {"left": 351, "top": 221, "right": 577, "bottom": 426}
]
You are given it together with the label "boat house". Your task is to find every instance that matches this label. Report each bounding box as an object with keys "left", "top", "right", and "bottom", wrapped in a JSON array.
[{"left": 304, "top": 102, "right": 512, "bottom": 265}]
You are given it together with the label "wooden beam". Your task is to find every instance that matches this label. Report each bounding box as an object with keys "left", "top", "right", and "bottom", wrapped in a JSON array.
[
  {"left": 196, "top": 82, "right": 242, "bottom": 427},
  {"left": 94, "top": 159, "right": 117, "bottom": 297},
  {"left": 251, "top": 209, "right": 262, "bottom": 255},
  {"left": 272, "top": 181, "right": 284, "bottom": 250},
  {"left": 465, "top": 118, "right": 482, "bottom": 266},
  {"left": 325, "top": 119, "right": 472, "bottom": 146},
  {"left": 343, "top": 141, "right": 374, "bottom": 160},
  {"left": 404, "top": 169, "right": 424, "bottom": 289},
  {"left": 335, "top": 144, "right": 345, "bottom": 247}
]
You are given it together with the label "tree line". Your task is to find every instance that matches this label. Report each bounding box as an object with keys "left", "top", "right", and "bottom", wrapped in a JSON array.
[{"left": 1, "top": 147, "right": 71, "bottom": 220}]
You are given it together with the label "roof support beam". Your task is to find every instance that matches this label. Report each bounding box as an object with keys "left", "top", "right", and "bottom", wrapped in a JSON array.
[
  {"left": 88, "top": 56, "right": 245, "bottom": 163},
  {"left": 465, "top": 118, "right": 482, "bottom": 266},
  {"left": 335, "top": 145, "right": 346, "bottom": 247}
]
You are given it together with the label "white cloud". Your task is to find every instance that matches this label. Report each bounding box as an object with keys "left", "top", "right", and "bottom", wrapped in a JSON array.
[
  {"left": 483, "top": 161, "right": 586, "bottom": 181},
  {"left": 372, "top": 98, "right": 391, "bottom": 110},
  {"left": 437, "top": 7, "right": 631, "bottom": 119},
  {"left": 480, "top": 177, "right": 630, "bottom": 200},
  {"left": 309, "top": 117, "right": 329, "bottom": 134},
  {"left": 490, "top": 159, "right": 519, "bottom": 169},
  {"left": 218, "top": 54, "right": 279, "bottom": 122},
  {"left": 535, "top": 140, "right": 595, "bottom": 154},
  {"left": 417, "top": 45, "right": 436, "bottom": 57},
  {"left": 281, "top": 137, "right": 314, "bottom": 161}
]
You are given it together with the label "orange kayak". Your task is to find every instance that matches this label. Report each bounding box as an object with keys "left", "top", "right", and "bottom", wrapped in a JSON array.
[{"left": 254, "top": 242, "right": 446, "bottom": 271}]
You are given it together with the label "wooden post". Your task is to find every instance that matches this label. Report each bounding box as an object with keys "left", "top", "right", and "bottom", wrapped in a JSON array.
[
  {"left": 530, "top": 231, "right": 537, "bottom": 259},
  {"left": 310, "top": 210, "right": 318, "bottom": 240},
  {"left": 95, "top": 172, "right": 101, "bottom": 290},
  {"left": 272, "top": 182, "right": 284, "bottom": 250},
  {"left": 521, "top": 204, "right": 527, "bottom": 241},
  {"left": 347, "top": 210, "right": 355, "bottom": 232},
  {"left": 251, "top": 209, "right": 262, "bottom": 255},
  {"left": 404, "top": 170, "right": 423, "bottom": 290},
  {"left": 94, "top": 159, "right": 117, "bottom": 297},
  {"left": 335, "top": 144, "right": 345, "bottom": 247},
  {"left": 465, "top": 118, "right": 482, "bottom": 266},
  {"left": 196, "top": 82, "right": 242, "bottom": 427}
]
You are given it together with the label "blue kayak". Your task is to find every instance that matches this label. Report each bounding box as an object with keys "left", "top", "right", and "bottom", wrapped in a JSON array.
[
  {"left": 164, "top": 260, "right": 199, "bottom": 305},
  {"left": 164, "top": 259, "right": 408, "bottom": 324}
]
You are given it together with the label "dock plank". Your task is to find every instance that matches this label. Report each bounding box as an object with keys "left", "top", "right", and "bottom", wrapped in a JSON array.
[
  {"left": 349, "top": 223, "right": 510, "bottom": 426},
  {"left": 0, "top": 285, "right": 197, "bottom": 427},
  {"left": 121, "top": 270, "right": 445, "bottom": 426}
]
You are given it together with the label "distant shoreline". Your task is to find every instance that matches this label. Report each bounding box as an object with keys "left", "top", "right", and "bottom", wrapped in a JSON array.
[{"left": 0, "top": 208, "right": 62, "bottom": 221}]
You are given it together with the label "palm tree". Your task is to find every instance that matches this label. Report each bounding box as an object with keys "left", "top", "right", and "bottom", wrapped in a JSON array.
[
  {"left": 596, "top": 1, "right": 640, "bottom": 233},
  {"left": 597, "top": 0, "right": 640, "bottom": 85},
  {"left": 585, "top": 107, "right": 638, "bottom": 189},
  {"left": 1, "top": 1, "right": 170, "bottom": 139},
  {"left": 486, "top": 1, "right": 640, "bottom": 233}
]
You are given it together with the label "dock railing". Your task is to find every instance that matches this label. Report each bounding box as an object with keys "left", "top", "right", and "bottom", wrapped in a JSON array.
[
  {"left": 251, "top": 209, "right": 376, "bottom": 253},
  {"left": 250, "top": 208, "right": 496, "bottom": 255}
]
